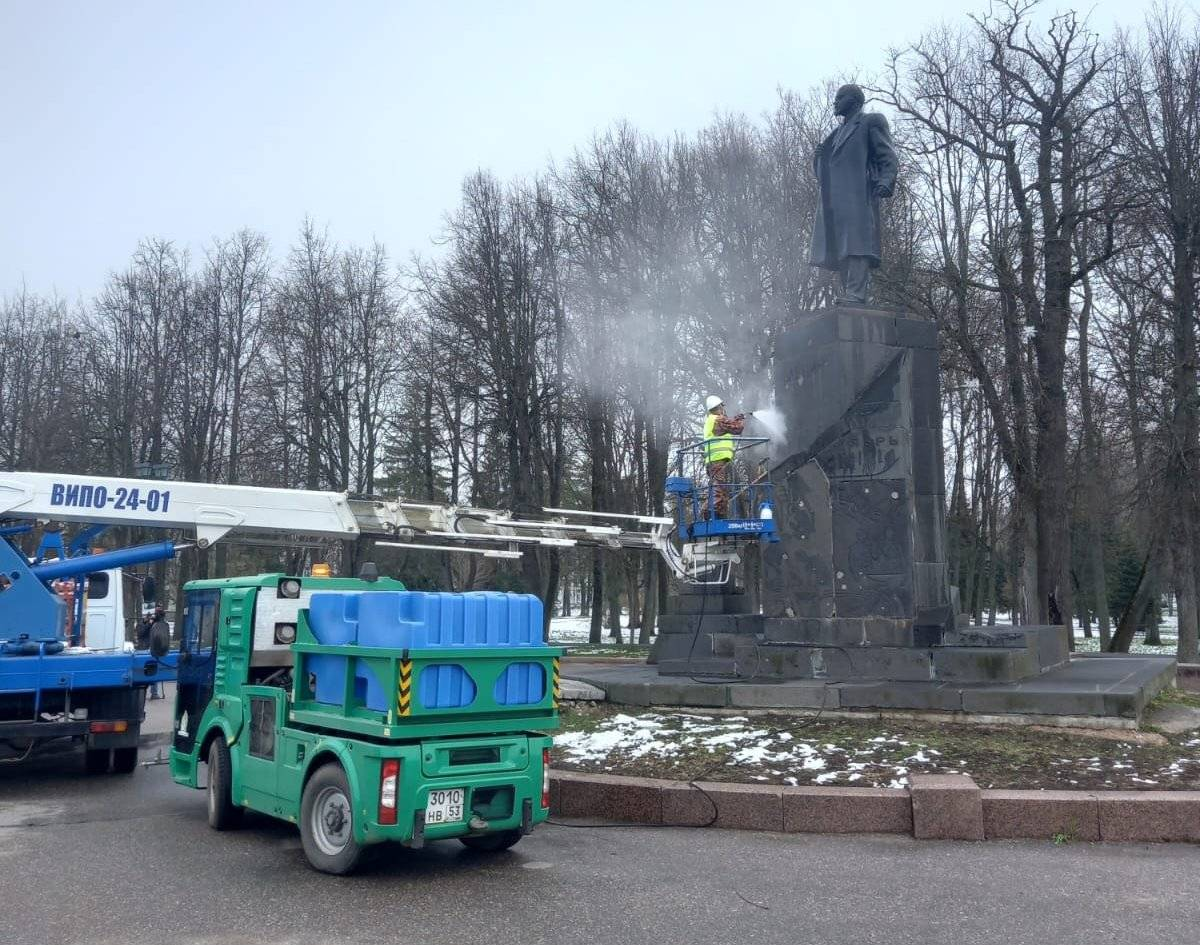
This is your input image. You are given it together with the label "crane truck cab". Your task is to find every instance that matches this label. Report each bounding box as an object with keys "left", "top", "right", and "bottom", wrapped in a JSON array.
[
  {"left": 167, "top": 572, "right": 560, "bottom": 874},
  {"left": 77, "top": 567, "right": 150, "bottom": 651}
]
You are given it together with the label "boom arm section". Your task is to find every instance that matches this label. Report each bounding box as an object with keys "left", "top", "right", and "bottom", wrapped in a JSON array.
[
  {"left": 0, "top": 472, "right": 362, "bottom": 547},
  {"left": 0, "top": 470, "right": 752, "bottom": 583}
]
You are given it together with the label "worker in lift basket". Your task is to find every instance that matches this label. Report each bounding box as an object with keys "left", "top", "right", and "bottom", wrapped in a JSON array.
[{"left": 703, "top": 395, "right": 745, "bottom": 519}]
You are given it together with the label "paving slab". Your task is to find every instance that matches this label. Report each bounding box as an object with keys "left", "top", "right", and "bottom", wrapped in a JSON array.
[
  {"left": 657, "top": 657, "right": 737, "bottom": 677},
  {"left": 660, "top": 780, "right": 718, "bottom": 827},
  {"left": 932, "top": 646, "right": 1037, "bottom": 682},
  {"left": 566, "top": 654, "right": 1175, "bottom": 722},
  {"left": 560, "top": 678, "right": 606, "bottom": 701},
  {"left": 982, "top": 790, "right": 1100, "bottom": 842},
  {"left": 1097, "top": 791, "right": 1200, "bottom": 842},
  {"left": 550, "top": 770, "right": 1200, "bottom": 844},
  {"left": 783, "top": 785, "right": 912, "bottom": 834},
  {"left": 552, "top": 771, "right": 662, "bottom": 824},
  {"left": 728, "top": 681, "right": 834, "bottom": 709},
  {"left": 910, "top": 774, "right": 983, "bottom": 840},
  {"left": 665, "top": 781, "right": 783, "bottom": 831},
  {"left": 961, "top": 655, "right": 1175, "bottom": 719},
  {"left": 836, "top": 680, "right": 963, "bottom": 712},
  {"left": 642, "top": 680, "right": 729, "bottom": 707},
  {"left": 602, "top": 680, "right": 654, "bottom": 706},
  {"left": 1144, "top": 703, "right": 1200, "bottom": 735}
]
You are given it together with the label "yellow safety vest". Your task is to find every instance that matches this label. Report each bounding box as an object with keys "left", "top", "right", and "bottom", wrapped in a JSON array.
[{"left": 703, "top": 413, "right": 735, "bottom": 464}]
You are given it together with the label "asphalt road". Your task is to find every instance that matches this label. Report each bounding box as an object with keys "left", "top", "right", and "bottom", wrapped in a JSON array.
[{"left": 2, "top": 748, "right": 1198, "bottom": 945}]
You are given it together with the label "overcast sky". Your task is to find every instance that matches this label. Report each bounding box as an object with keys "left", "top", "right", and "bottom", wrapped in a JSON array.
[{"left": 1, "top": 0, "right": 1149, "bottom": 301}]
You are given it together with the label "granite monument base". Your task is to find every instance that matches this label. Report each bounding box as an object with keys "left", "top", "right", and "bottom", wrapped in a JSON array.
[{"left": 637, "top": 595, "right": 1175, "bottom": 722}]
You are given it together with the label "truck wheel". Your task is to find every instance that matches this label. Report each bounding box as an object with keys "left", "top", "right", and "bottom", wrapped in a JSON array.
[
  {"left": 300, "top": 764, "right": 366, "bottom": 875},
  {"left": 112, "top": 746, "right": 139, "bottom": 774},
  {"left": 207, "top": 739, "right": 243, "bottom": 830},
  {"left": 459, "top": 830, "right": 522, "bottom": 852},
  {"left": 84, "top": 748, "right": 110, "bottom": 774}
]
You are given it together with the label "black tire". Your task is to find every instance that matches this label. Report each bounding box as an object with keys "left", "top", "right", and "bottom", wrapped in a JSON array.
[
  {"left": 112, "top": 746, "right": 138, "bottom": 774},
  {"left": 299, "top": 764, "right": 366, "bottom": 875},
  {"left": 84, "top": 748, "right": 110, "bottom": 774},
  {"left": 459, "top": 830, "right": 522, "bottom": 853},
  {"left": 206, "top": 738, "right": 243, "bottom": 830}
]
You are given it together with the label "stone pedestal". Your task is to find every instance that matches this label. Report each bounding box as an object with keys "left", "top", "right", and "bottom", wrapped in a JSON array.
[
  {"left": 646, "top": 305, "right": 1176, "bottom": 719},
  {"left": 764, "top": 306, "right": 948, "bottom": 630}
]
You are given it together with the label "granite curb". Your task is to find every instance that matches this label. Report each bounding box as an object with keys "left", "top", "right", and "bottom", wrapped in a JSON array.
[{"left": 549, "top": 770, "right": 1200, "bottom": 843}]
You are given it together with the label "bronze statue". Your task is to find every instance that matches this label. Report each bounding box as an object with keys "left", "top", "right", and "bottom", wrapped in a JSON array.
[{"left": 809, "top": 83, "right": 898, "bottom": 305}]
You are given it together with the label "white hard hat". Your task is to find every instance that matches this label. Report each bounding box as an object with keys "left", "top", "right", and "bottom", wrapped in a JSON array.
[{"left": 705, "top": 395, "right": 724, "bottom": 412}]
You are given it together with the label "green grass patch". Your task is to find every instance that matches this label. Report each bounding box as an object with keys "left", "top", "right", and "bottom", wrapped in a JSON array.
[{"left": 1147, "top": 687, "right": 1200, "bottom": 712}]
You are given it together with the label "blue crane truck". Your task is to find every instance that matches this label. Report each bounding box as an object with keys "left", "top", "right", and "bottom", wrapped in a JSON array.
[
  {"left": 0, "top": 459, "right": 779, "bottom": 777},
  {"left": 0, "top": 527, "right": 177, "bottom": 773}
]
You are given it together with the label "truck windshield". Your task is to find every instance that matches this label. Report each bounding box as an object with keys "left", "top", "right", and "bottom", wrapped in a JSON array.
[{"left": 183, "top": 589, "right": 219, "bottom": 653}]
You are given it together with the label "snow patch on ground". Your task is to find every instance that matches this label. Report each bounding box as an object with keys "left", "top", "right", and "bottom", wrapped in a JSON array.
[
  {"left": 555, "top": 713, "right": 676, "bottom": 762},
  {"left": 554, "top": 715, "right": 925, "bottom": 788},
  {"left": 548, "top": 614, "right": 656, "bottom": 645},
  {"left": 554, "top": 711, "right": 1200, "bottom": 789},
  {"left": 548, "top": 616, "right": 604, "bottom": 643}
]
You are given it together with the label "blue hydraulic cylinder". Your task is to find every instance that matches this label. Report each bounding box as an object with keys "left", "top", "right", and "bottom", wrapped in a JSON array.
[
  {"left": 29, "top": 541, "right": 179, "bottom": 583},
  {"left": 68, "top": 524, "right": 109, "bottom": 557}
]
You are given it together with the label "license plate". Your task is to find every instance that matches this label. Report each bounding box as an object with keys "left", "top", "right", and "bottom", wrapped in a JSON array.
[{"left": 425, "top": 787, "right": 466, "bottom": 825}]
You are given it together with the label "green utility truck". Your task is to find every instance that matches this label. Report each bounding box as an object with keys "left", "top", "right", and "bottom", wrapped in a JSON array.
[{"left": 167, "top": 573, "right": 561, "bottom": 874}]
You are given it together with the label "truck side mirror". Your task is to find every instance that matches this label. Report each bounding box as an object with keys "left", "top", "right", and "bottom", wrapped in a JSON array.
[
  {"left": 142, "top": 575, "right": 157, "bottom": 603},
  {"left": 149, "top": 623, "right": 170, "bottom": 659}
]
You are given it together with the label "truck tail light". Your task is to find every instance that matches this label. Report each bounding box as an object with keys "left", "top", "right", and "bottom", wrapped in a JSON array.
[
  {"left": 379, "top": 759, "right": 401, "bottom": 825},
  {"left": 542, "top": 748, "right": 551, "bottom": 809},
  {"left": 89, "top": 721, "right": 128, "bottom": 734}
]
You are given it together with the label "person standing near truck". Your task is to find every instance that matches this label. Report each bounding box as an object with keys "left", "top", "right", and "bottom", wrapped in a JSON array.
[{"left": 137, "top": 607, "right": 168, "bottom": 699}]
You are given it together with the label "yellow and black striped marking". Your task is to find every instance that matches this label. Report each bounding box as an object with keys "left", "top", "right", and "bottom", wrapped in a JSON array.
[
  {"left": 398, "top": 659, "right": 413, "bottom": 717},
  {"left": 551, "top": 657, "right": 561, "bottom": 706}
]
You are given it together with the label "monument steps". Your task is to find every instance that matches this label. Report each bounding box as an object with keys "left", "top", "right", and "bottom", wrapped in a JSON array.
[{"left": 656, "top": 657, "right": 738, "bottom": 677}]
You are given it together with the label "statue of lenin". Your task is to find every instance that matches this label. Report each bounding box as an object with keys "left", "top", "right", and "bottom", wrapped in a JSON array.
[{"left": 809, "top": 83, "right": 898, "bottom": 305}]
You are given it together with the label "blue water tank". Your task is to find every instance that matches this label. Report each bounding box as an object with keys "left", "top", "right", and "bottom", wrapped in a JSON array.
[
  {"left": 419, "top": 663, "right": 478, "bottom": 709},
  {"left": 308, "top": 654, "right": 348, "bottom": 706},
  {"left": 306, "top": 590, "right": 545, "bottom": 711},
  {"left": 353, "top": 660, "right": 392, "bottom": 711},
  {"left": 307, "top": 593, "right": 360, "bottom": 645},
  {"left": 309, "top": 591, "right": 544, "bottom": 649},
  {"left": 493, "top": 662, "right": 546, "bottom": 706}
]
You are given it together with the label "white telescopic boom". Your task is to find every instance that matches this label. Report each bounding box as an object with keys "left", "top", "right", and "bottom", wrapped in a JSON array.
[
  {"left": 0, "top": 471, "right": 362, "bottom": 547},
  {"left": 0, "top": 469, "right": 717, "bottom": 579}
]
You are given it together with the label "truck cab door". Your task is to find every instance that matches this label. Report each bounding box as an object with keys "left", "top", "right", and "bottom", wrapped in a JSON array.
[
  {"left": 236, "top": 686, "right": 286, "bottom": 814},
  {"left": 173, "top": 588, "right": 221, "bottom": 756},
  {"left": 81, "top": 569, "right": 120, "bottom": 650}
]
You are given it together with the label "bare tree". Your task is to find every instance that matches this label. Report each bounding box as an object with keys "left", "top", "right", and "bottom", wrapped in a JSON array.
[
  {"left": 1113, "top": 7, "right": 1200, "bottom": 661},
  {"left": 882, "top": 1, "right": 1123, "bottom": 626}
]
